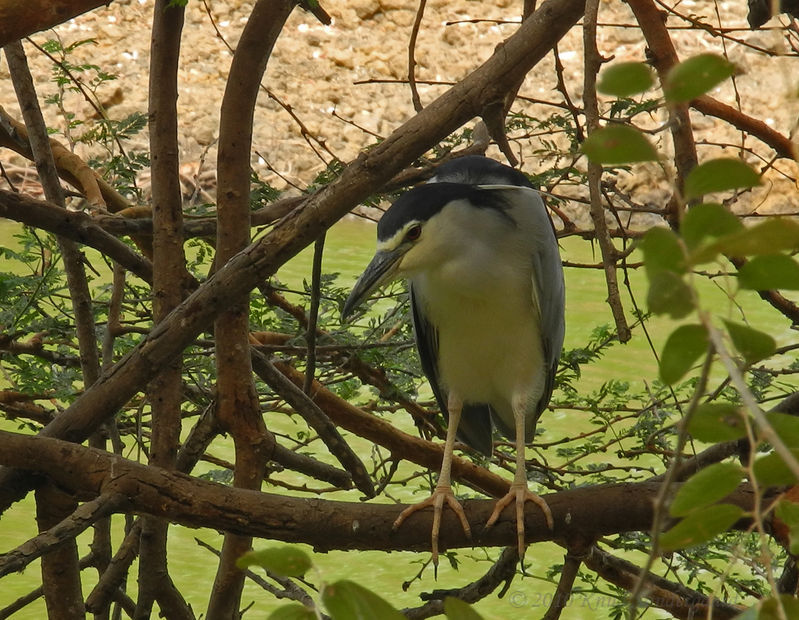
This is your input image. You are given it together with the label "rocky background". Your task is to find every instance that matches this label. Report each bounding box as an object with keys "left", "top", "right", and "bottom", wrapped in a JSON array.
[{"left": 0, "top": 0, "right": 797, "bottom": 217}]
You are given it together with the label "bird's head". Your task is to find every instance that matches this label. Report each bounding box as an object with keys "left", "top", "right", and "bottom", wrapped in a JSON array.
[{"left": 341, "top": 182, "right": 511, "bottom": 319}]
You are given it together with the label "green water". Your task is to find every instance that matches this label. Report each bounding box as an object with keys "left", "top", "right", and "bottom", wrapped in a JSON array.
[{"left": 0, "top": 216, "right": 794, "bottom": 618}]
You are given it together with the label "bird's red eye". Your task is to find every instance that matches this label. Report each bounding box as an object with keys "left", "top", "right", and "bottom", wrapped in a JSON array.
[{"left": 405, "top": 224, "right": 422, "bottom": 241}]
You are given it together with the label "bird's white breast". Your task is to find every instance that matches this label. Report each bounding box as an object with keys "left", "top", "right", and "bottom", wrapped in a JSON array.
[{"left": 411, "top": 240, "right": 546, "bottom": 425}]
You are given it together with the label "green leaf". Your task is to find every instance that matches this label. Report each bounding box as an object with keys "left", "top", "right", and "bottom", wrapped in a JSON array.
[
  {"left": 758, "top": 595, "right": 799, "bottom": 620},
  {"left": 659, "top": 503, "right": 743, "bottom": 551},
  {"left": 659, "top": 324, "right": 708, "bottom": 385},
  {"left": 737, "top": 254, "right": 799, "bottom": 291},
  {"left": 775, "top": 500, "right": 799, "bottom": 554},
  {"left": 647, "top": 271, "right": 694, "bottom": 318},
  {"left": 723, "top": 320, "right": 776, "bottom": 365},
  {"left": 669, "top": 462, "right": 743, "bottom": 517},
  {"left": 776, "top": 498, "right": 799, "bottom": 526},
  {"left": 688, "top": 403, "right": 748, "bottom": 443},
  {"left": 735, "top": 596, "right": 799, "bottom": 620},
  {"left": 735, "top": 594, "right": 799, "bottom": 620},
  {"left": 733, "top": 605, "right": 759, "bottom": 620},
  {"left": 236, "top": 546, "right": 312, "bottom": 577},
  {"left": 268, "top": 603, "right": 317, "bottom": 620},
  {"left": 323, "top": 580, "right": 404, "bottom": 620},
  {"left": 581, "top": 125, "right": 658, "bottom": 164},
  {"left": 696, "top": 217, "right": 799, "bottom": 261},
  {"left": 753, "top": 450, "right": 799, "bottom": 486},
  {"left": 681, "top": 203, "right": 742, "bottom": 251},
  {"left": 639, "top": 227, "right": 686, "bottom": 278},
  {"left": 597, "top": 62, "right": 655, "bottom": 97},
  {"left": 664, "top": 53, "right": 736, "bottom": 102},
  {"left": 444, "top": 597, "right": 485, "bottom": 619},
  {"left": 683, "top": 158, "right": 761, "bottom": 201},
  {"left": 765, "top": 412, "right": 799, "bottom": 448}
]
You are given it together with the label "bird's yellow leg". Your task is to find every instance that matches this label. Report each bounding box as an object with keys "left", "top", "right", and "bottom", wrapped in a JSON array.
[
  {"left": 485, "top": 410, "right": 553, "bottom": 561},
  {"left": 393, "top": 394, "right": 471, "bottom": 572}
]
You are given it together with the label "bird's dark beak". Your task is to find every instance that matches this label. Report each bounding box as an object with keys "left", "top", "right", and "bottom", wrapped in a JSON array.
[{"left": 342, "top": 248, "right": 405, "bottom": 320}]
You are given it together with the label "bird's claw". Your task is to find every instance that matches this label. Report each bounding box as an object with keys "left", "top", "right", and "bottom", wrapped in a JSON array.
[
  {"left": 393, "top": 484, "right": 471, "bottom": 574},
  {"left": 485, "top": 484, "right": 553, "bottom": 562}
]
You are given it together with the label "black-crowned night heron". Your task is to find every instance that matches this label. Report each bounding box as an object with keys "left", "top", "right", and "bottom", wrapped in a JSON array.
[{"left": 342, "top": 155, "right": 565, "bottom": 567}]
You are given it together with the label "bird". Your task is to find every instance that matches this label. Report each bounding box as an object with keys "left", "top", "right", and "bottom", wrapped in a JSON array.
[{"left": 342, "top": 155, "right": 565, "bottom": 569}]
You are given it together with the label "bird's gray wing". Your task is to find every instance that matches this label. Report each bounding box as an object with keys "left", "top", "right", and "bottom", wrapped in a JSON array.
[
  {"left": 528, "top": 194, "right": 566, "bottom": 430},
  {"left": 409, "top": 283, "right": 494, "bottom": 456}
]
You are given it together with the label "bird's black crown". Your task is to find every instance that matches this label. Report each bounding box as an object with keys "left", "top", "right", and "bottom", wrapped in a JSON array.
[
  {"left": 377, "top": 183, "right": 511, "bottom": 242},
  {"left": 377, "top": 157, "right": 532, "bottom": 242}
]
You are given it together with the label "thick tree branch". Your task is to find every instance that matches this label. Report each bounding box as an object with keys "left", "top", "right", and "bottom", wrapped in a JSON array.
[
  {"left": 0, "top": 494, "right": 124, "bottom": 577},
  {"left": 692, "top": 95, "right": 796, "bottom": 160},
  {"left": 208, "top": 1, "right": 295, "bottom": 615},
  {"left": 5, "top": 38, "right": 97, "bottom": 618},
  {"left": 0, "top": 0, "right": 111, "bottom": 47},
  {"left": 0, "top": 189, "right": 154, "bottom": 283},
  {"left": 0, "top": 430, "right": 775, "bottom": 554},
  {"left": 626, "top": 0, "right": 697, "bottom": 226},
  {"left": 583, "top": 544, "right": 745, "bottom": 619},
  {"left": 32, "top": 484, "right": 86, "bottom": 618},
  {"left": 137, "top": 1, "right": 193, "bottom": 618}
]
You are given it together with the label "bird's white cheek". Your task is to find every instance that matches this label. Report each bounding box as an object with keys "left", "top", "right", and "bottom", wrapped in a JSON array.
[{"left": 398, "top": 245, "right": 429, "bottom": 276}]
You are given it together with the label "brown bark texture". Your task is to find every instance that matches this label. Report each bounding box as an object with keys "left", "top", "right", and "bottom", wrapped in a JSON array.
[{"left": 0, "top": 429, "right": 774, "bottom": 554}]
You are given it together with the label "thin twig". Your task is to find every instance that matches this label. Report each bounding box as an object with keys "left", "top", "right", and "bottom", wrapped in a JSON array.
[
  {"left": 253, "top": 352, "right": 376, "bottom": 497},
  {"left": 704, "top": 317, "right": 799, "bottom": 481},
  {"left": 582, "top": 0, "right": 631, "bottom": 343},
  {"left": 304, "top": 233, "right": 325, "bottom": 394},
  {"left": 408, "top": 0, "right": 428, "bottom": 112},
  {"left": 0, "top": 494, "right": 124, "bottom": 576},
  {"left": 403, "top": 547, "right": 519, "bottom": 618},
  {"left": 542, "top": 545, "right": 587, "bottom": 619},
  {"left": 629, "top": 342, "right": 714, "bottom": 616},
  {"left": 587, "top": 544, "right": 744, "bottom": 619}
]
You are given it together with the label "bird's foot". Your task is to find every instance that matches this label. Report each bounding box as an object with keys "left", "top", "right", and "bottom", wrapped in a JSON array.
[
  {"left": 393, "top": 484, "right": 471, "bottom": 575},
  {"left": 485, "top": 483, "right": 553, "bottom": 562}
]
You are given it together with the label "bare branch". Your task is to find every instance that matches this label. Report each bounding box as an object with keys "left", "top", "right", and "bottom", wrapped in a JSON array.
[
  {"left": 692, "top": 95, "right": 796, "bottom": 160},
  {"left": 0, "top": 429, "right": 776, "bottom": 553},
  {"left": 0, "top": 105, "right": 122, "bottom": 211},
  {"left": 5, "top": 37, "right": 97, "bottom": 616},
  {"left": 303, "top": 233, "right": 325, "bottom": 393},
  {"left": 0, "top": 189, "right": 154, "bottom": 283},
  {"left": 0, "top": 0, "right": 111, "bottom": 47},
  {"left": 584, "top": 545, "right": 745, "bottom": 619},
  {"left": 582, "top": 0, "right": 631, "bottom": 343},
  {"left": 137, "top": 1, "right": 193, "bottom": 617},
  {"left": 209, "top": 1, "right": 295, "bottom": 615},
  {"left": 542, "top": 544, "right": 589, "bottom": 620},
  {"left": 403, "top": 547, "right": 520, "bottom": 618},
  {"left": 0, "top": 494, "right": 124, "bottom": 577},
  {"left": 408, "top": 0, "right": 428, "bottom": 112},
  {"left": 252, "top": 352, "right": 375, "bottom": 497},
  {"left": 626, "top": 0, "right": 698, "bottom": 226}
]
